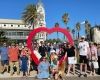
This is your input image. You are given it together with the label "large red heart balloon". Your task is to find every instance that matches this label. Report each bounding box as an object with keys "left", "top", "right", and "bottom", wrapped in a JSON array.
[{"left": 27, "top": 27, "right": 74, "bottom": 65}]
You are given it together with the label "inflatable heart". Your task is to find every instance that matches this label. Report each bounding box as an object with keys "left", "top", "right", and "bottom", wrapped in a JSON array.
[{"left": 27, "top": 27, "right": 74, "bottom": 65}]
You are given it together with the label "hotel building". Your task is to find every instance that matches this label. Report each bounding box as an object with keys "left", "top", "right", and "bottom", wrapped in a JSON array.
[{"left": 0, "top": 0, "right": 46, "bottom": 43}]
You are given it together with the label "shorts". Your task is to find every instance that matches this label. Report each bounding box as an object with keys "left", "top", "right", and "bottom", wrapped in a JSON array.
[
  {"left": 79, "top": 55, "right": 88, "bottom": 64},
  {"left": 1, "top": 60, "right": 9, "bottom": 66},
  {"left": 68, "top": 57, "right": 76, "bottom": 64}
]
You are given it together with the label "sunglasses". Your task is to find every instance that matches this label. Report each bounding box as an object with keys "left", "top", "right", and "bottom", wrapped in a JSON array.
[{"left": 43, "top": 58, "right": 46, "bottom": 59}]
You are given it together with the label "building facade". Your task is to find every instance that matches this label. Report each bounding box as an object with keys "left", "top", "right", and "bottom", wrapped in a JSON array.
[
  {"left": 0, "top": 0, "right": 47, "bottom": 43},
  {"left": 0, "top": 19, "right": 32, "bottom": 42},
  {"left": 91, "top": 26, "right": 100, "bottom": 43},
  {"left": 34, "top": 0, "right": 47, "bottom": 43}
]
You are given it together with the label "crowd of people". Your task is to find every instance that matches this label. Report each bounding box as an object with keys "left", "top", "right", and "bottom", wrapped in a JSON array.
[{"left": 0, "top": 36, "right": 100, "bottom": 80}]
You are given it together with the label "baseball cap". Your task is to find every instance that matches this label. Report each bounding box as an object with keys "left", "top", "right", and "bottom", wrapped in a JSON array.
[
  {"left": 50, "top": 49, "right": 55, "bottom": 53},
  {"left": 81, "top": 36, "right": 85, "bottom": 39}
]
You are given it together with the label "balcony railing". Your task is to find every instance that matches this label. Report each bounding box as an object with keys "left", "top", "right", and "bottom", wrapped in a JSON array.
[{"left": 6, "top": 35, "right": 28, "bottom": 39}]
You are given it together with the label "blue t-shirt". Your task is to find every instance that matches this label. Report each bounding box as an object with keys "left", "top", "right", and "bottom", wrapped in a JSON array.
[{"left": 0, "top": 47, "right": 8, "bottom": 60}]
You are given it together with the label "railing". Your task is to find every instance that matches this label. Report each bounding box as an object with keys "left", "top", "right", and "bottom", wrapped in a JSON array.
[{"left": 6, "top": 35, "right": 28, "bottom": 39}]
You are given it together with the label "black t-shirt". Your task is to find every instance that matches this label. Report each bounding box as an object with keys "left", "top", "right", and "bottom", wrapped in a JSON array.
[
  {"left": 66, "top": 46, "right": 75, "bottom": 57},
  {"left": 39, "top": 46, "right": 46, "bottom": 57},
  {"left": 58, "top": 49, "right": 65, "bottom": 60}
]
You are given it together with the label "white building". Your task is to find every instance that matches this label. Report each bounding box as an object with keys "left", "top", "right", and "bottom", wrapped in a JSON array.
[
  {"left": 34, "top": 0, "right": 47, "bottom": 43},
  {"left": 0, "top": 0, "right": 47, "bottom": 43},
  {"left": 91, "top": 26, "right": 100, "bottom": 43},
  {"left": 0, "top": 19, "right": 32, "bottom": 42}
]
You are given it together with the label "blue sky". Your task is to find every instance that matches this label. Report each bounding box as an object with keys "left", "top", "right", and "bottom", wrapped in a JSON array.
[{"left": 0, "top": 0, "right": 100, "bottom": 39}]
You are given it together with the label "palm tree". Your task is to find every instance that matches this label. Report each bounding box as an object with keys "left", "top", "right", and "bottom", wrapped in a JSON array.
[
  {"left": 62, "top": 13, "right": 69, "bottom": 40},
  {"left": 0, "top": 30, "right": 5, "bottom": 37},
  {"left": 62, "top": 13, "right": 69, "bottom": 25},
  {"left": 85, "top": 20, "right": 88, "bottom": 35},
  {"left": 22, "top": 4, "right": 37, "bottom": 29},
  {"left": 85, "top": 20, "right": 91, "bottom": 41},
  {"left": 55, "top": 22, "right": 59, "bottom": 40},
  {"left": 0, "top": 30, "right": 7, "bottom": 44},
  {"left": 76, "top": 22, "right": 81, "bottom": 39}
]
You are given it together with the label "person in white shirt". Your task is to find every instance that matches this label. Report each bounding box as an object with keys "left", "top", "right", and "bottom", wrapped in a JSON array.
[{"left": 78, "top": 36, "right": 89, "bottom": 77}]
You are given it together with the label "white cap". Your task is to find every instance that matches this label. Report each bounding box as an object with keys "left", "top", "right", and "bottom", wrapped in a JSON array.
[
  {"left": 81, "top": 36, "right": 85, "bottom": 38},
  {"left": 64, "top": 42, "right": 66, "bottom": 43},
  {"left": 50, "top": 49, "right": 55, "bottom": 53}
]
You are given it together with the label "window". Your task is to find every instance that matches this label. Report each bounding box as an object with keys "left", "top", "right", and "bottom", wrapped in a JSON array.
[
  {"left": 24, "top": 25, "right": 26, "bottom": 27},
  {"left": 42, "top": 33, "right": 44, "bottom": 37},
  {"left": 4, "top": 24, "right": 6, "bottom": 26},
  {"left": 11, "top": 25, "right": 13, "bottom": 27},
  {"left": 40, "top": 34, "right": 42, "bottom": 37},
  {"left": 5, "top": 32, "right": 8, "bottom": 35},
  {"left": 12, "top": 32, "right": 16, "bottom": 36},
  {"left": 39, "top": 8, "right": 42, "bottom": 12},
  {"left": 17, "top": 32, "right": 23, "bottom": 36},
  {"left": 8, "top": 32, "right": 11, "bottom": 36},
  {"left": 18, "top": 25, "right": 20, "bottom": 27},
  {"left": 24, "top": 32, "right": 29, "bottom": 36}
]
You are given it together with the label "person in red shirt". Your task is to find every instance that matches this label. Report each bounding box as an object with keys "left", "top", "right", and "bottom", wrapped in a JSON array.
[{"left": 8, "top": 43, "right": 19, "bottom": 75}]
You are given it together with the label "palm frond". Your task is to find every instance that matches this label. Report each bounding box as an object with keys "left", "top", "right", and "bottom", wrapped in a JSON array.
[{"left": 22, "top": 4, "right": 37, "bottom": 25}]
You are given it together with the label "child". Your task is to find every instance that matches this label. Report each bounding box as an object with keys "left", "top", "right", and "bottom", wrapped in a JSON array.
[{"left": 20, "top": 49, "right": 28, "bottom": 76}]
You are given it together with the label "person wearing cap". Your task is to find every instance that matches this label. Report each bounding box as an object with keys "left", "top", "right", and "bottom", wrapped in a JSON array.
[
  {"left": 0, "top": 42, "right": 9, "bottom": 74},
  {"left": 8, "top": 43, "right": 19, "bottom": 75},
  {"left": 78, "top": 36, "right": 90, "bottom": 77}
]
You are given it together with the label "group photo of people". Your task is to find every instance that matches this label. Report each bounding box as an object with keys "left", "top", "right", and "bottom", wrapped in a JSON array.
[{"left": 0, "top": 36, "right": 100, "bottom": 80}]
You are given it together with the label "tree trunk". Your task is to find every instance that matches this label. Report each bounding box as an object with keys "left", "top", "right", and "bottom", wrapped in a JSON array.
[
  {"left": 78, "top": 31, "right": 79, "bottom": 39},
  {"left": 57, "top": 32, "right": 58, "bottom": 39}
]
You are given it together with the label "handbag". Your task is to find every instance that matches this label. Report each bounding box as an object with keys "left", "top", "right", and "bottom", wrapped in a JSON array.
[
  {"left": 93, "top": 61, "right": 99, "bottom": 69},
  {"left": 88, "top": 60, "right": 92, "bottom": 67},
  {"left": 74, "top": 57, "right": 77, "bottom": 64}
]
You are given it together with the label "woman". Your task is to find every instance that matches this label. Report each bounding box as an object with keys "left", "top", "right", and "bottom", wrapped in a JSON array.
[
  {"left": 89, "top": 42, "right": 98, "bottom": 75},
  {"left": 50, "top": 50, "right": 58, "bottom": 79},
  {"left": 37, "top": 57, "right": 50, "bottom": 79},
  {"left": 65, "top": 43, "right": 76, "bottom": 75},
  {"left": 58, "top": 46, "right": 66, "bottom": 77}
]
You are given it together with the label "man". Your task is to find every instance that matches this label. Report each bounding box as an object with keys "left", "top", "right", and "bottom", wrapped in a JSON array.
[
  {"left": 0, "top": 43, "right": 9, "bottom": 74},
  {"left": 8, "top": 43, "right": 19, "bottom": 75},
  {"left": 39, "top": 42, "right": 46, "bottom": 57},
  {"left": 78, "top": 36, "right": 89, "bottom": 77}
]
